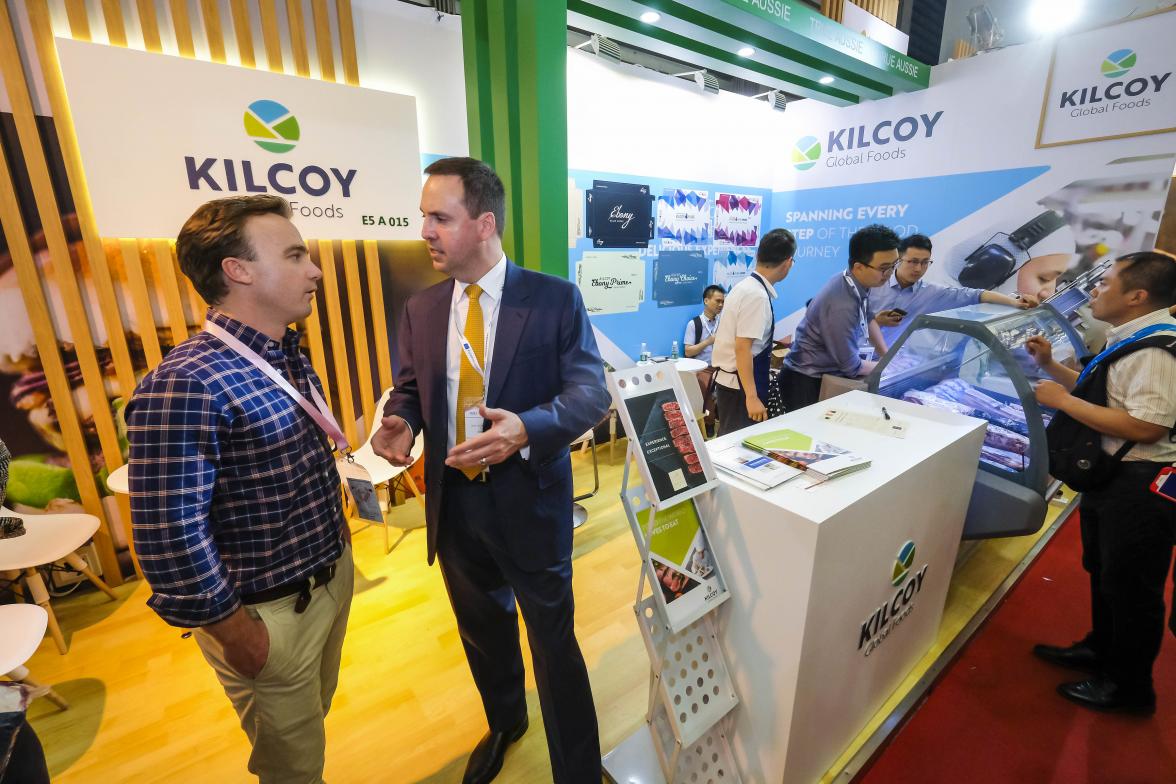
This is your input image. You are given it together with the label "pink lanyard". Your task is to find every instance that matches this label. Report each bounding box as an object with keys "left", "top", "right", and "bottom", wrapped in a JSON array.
[{"left": 205, "top": 321, "right": 351, "bottom": 456}]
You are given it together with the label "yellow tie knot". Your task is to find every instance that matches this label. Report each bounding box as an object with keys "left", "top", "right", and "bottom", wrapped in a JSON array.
[{"left": 466, "top": 283, "right": 483, "bottom": 300}]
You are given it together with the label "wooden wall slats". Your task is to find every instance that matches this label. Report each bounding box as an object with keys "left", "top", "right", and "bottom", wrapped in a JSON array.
[
  {"left": 363, "top": 239, "right": 394, "bottom": 395},
  {"left": 151, "top": 239, "right": 193, "bottom": 346},
  {"left": 229, "top": 0, "right": 256, "bottom": 68},
  {"left": 257, "top": 0, "right": 284, "bottom": 72},
  {"left": 0, "top": 1, "right": 123, "bottom": 583},
  {"left": 302, "top": 297, "right": 335, "bottom": 413},
  {"left": 101, "top": 0, "right": 128, "bottom": 46},
  {"left": 335, "top": 0, "right": 358, "bottom": 86},
  {"left": 63, "top": 0, "right": 92, "bottom": 39},
  {"left": 310, "top": 0, "right": 334, "bottom": 82},
  {"left": 169, "top": 0, "right": 195, "bottom": 57},
  {"left": 820, "top": 0, "right": 844, "bottom": 24},
  {"left": 341, "top": 241, "right": 374, "bottom": 431},
  {"left": 199, "top": 0, "right": 226, "bottom": 62},
  {"left": 285, "top": 0, "right": 311, "bottom": 77},
  {"left": 135, "top": 0, "right": 163, "bottom": 52},
  {"left": 120, "top": 240, "right": 165, "bottom": 368},
  {"left": 317, "top": 240, "right": 358, "bottom": 448}
]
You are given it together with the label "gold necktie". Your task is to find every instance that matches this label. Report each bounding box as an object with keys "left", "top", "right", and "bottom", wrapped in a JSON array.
[{"left": 456, "top": 283, "right": 485, "bottom": 479}]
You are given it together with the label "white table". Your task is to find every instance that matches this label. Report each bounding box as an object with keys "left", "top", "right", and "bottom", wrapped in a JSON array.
[
  {"left": 673, "top": 357, "right": 707, "bottom": 373},
  {"left": 697, "top": 390, "right": 986, "bottom": 783}
]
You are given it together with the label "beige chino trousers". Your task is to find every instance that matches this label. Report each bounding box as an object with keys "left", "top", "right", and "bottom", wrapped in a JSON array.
[{"left": 194, "top": 544, "right": 354, "bottom": 784}]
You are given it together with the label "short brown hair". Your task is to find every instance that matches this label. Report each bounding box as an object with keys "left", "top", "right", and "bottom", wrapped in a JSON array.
[
  {"left": 423, "top": 157, "right": 506, "bottom": 237},
  {"left": 176, "top": 195, "right": 291, "bottom": 304}
]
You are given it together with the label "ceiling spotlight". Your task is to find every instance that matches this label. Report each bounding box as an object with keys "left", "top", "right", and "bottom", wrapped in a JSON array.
[
  {"left": 737, "top": 46, "right": 755, "bottom": 57},
  {"left": 672, "top": 69, "right": 719, "bottom": 95},
  {"left": 1027, "top": 0, "right": 1082, "bottom": 34},
  {"left": 575, "top": 33, "right": 623, "bottom": 63},
  {"left": 819, "top": 75, "right": 835, "bottom": 85},
  {"left": 639, "top": 10, "right": 661, "bottom": 23}
]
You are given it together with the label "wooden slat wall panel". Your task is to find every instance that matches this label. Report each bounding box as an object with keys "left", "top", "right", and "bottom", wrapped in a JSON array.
[
  {"left": 821, "top": 0, "right": 845, "bottom": 24},
  {"left": 953, "top": 38, "right": 976, "bottom": 59},
  {"left": 363, "top": 239, "right": 394, "bottom": 395},
  {"left": 5, "top": 0, "right": 396, "bottom": 584},
  {"left": 0, "top": 1, "right": 123, "bottom": 583},
  {"left": 857, "top": 0, "right": 900, "bottom": 27}
]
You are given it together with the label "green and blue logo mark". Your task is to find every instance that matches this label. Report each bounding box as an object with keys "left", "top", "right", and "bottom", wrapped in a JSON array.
[
  {"left": 891, "top": 540, "right": 916, "bottom": 586},
  {"left": 244, "top": 99, "right": 300, "bottom": 153},
  {"left": 792, "top": 135, "right": 821, "bottom": 170},
  {"left": 1101, "top": 49, "right": 1136, "bottom": 79}
]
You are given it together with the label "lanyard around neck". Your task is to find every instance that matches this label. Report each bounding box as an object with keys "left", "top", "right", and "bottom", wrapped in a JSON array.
[
  {"left": 1077, "top": 323, "right": 1176, "bottom": 385},
  {"left": 205, "top": 321, "right": 350, "bottom": 455},
  {"left": 451, "top": 285, "right": 499, "bottom": 381}
]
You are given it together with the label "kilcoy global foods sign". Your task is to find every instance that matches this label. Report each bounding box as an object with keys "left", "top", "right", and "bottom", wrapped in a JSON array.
[{"left": 55, "top": 38, "right": 422, "bottom": 240}]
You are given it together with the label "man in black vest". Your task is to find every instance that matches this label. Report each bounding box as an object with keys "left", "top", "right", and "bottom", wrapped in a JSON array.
[{"left": 1026, "top": 251, "right": 1176, "bottom": 715}]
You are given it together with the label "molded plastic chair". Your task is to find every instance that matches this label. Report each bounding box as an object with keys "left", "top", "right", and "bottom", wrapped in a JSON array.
[
  {"left": 106, "top": 464, "right": 128, "bottom": 495},
  {"left": 570, "top": 429, "right": 599, "bottom": 529},
  {"left": 349, "top": 388, "right": 426, "bottom": 553},
  {"left": 0, "top": 604, "right": 68, "bottom": 709},
  {"left": 0, "top": 507, "right": 118, "bottom": 654}
]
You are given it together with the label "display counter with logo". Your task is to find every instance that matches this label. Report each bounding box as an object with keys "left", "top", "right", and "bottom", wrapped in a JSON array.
[{"left": 699, "top": 390, "right": 985, "bottom": 783}]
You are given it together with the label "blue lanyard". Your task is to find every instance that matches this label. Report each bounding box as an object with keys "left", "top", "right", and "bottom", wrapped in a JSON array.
[{"left": 1076, "top": 323, "right": 1176, "bottom": 385}]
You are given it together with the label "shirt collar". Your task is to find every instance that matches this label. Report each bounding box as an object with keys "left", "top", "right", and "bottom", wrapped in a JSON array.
[
  {"left": 454, "top": 254, "right": 508, "bottom": 304},
  {"left": 751, "top": 271, "right": 779, "bottom": 299},
  {"left": 890, "top": 276, "right": 922, "bottom": 292},
  {"left": 207, "top": 308, "right": 300, "bottom": 355},
  {"left": 1106, "top": 308, "right": 1176, "bottom": 344}
]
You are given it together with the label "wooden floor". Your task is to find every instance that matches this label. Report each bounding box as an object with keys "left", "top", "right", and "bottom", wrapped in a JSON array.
[{"left": 23, "top": 445, "right": 1066, "bottom": 783}]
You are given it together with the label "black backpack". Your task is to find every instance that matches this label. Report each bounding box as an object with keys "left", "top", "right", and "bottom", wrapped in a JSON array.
[{"left": 1045, "top": 332, "right": 1176, "bottom": 492}]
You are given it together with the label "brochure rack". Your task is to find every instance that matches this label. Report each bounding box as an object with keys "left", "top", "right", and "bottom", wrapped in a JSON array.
[{"left": 603, "top": 366, "right": 742, "bottom": 784}]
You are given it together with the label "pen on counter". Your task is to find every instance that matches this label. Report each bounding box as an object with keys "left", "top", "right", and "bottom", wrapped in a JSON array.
[{"left": 881, "top": 406, "right": 891, "bottom": 421}]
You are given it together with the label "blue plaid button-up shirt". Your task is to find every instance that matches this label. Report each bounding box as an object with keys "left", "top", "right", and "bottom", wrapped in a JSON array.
[{"left": 126, "top": 310, "right": 345, "bottom": 627}]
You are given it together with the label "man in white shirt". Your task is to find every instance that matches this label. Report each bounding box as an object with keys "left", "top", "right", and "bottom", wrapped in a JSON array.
[
  {"left": 683, "top": 284, "right": 724, "bottom": 434},
  {"left": 711, "top": 229, "right": 795, "bottom": 435},
  {"left": 1027, "top": 251, "right": 1176, "bottom": 715}
]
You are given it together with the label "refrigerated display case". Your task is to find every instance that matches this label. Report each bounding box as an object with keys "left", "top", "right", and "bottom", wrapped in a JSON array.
[{"left": 866, "top": 303, "right": 1085, "bottom": 538}]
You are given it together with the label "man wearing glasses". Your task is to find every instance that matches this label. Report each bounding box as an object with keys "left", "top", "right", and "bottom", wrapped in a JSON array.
[
  {"left": 872, "top": 234, "right": 1038, "bottom": 350},
  {"left": 779, "top": 224, "right": 901, "bottom": 412}
]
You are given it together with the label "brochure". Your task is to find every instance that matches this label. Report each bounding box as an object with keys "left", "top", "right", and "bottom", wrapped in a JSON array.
[
  {"left": 710, "top": 443, "right": 802, "bottom": 490},
  {"left": 742, "top": 428, "right": 871, "bottom": 481},
  {"left": 635, "top": 500, "right": 726, "bottom": 629}
]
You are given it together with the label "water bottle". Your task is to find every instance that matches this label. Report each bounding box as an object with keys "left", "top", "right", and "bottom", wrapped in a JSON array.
[
  {"left": 638, "top": 342, "right": 650, "bottom": 365},
  {"left": 670, "top": 340, "right": 679, "bottom": 360}
]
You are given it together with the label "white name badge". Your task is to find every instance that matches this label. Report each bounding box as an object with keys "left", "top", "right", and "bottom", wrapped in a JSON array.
[
  {"left": 463, "top": 405, "right": 486, "bottom": 443},
  {"left": 337, "top": 458, "right": 383, "bottom": 523}
]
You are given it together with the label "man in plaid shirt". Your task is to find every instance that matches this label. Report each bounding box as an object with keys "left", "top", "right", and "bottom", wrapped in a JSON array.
[{"left": 126, "top": 195, "right": 352, "bottom": 783}]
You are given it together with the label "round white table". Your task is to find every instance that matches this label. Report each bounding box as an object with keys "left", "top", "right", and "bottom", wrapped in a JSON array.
[
  {"left": 674, "top": 357, "right": 707, "bottom": 373},
  {"left": 106, "top": 464, "right": 129, "bottom": 495}
]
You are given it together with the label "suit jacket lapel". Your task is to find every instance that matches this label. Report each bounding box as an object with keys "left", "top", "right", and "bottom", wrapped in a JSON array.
[
  {"left": 487, "top": 261, "right": 531, "bottom": 407},
  {"left": 421, "top": 279, "right": 454, "bottom": 424}
]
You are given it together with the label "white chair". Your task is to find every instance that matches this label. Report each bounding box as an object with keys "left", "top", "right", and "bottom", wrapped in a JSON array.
[
  {"left": 349, "top": 388, "right": 426, "bottom": 553},
  {"left": 0, "top": 507, "right": 118, "bottom": 654},
  {"left": 0, "top": 604, "right": 68, "bottom": 709},
  {"left": 678, "top": 369, "right": 710, "bottom": 437},
  {"left": 570, "top": 429, "right": 600, "bottom": 529},
  {"left": 106, "top": 464, "right": 128, "bottom": 495}
]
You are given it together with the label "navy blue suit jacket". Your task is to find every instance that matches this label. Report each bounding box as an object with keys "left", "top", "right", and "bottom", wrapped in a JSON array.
[{"left": 384, "top": 260, "right": 610, "bottom": 569}]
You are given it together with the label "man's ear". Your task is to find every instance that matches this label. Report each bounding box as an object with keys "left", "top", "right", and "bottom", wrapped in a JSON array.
[
  {"left": 478, "top": 212, "right": 498, "bottom": 242},
  {"left": 221, "top": 256, "right": 253, "bottom": 286}
]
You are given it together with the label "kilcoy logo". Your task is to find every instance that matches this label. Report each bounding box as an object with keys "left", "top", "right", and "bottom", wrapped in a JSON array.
[
  {"left": 858, "top": 540, "right": 928, "bottom": 657},
  {"left": 1057, "top": 49, "right": 1170, "bottom": 115},
  {"left": 798, "top": 111, "right": 944, "bottom": 171}
]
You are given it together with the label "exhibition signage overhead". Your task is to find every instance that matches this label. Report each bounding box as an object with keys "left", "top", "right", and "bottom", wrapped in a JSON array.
[
  {"left": 717, "top": 0, "right": 929, "bottom": 88},
  {"left": 1036, "top": 9, "right": 1176, "bottom": 148},
  {"left": 54, "top": 37, "right": 423, "bottom": 240}
]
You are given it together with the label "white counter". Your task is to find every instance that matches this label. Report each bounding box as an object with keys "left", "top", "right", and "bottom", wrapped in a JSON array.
[{"left": 698, "top": 390, "right": 985, "bottom": 782}]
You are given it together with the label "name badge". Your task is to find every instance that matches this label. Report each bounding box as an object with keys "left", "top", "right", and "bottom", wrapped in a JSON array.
[
  {"left": 463, "top": 402, "right": 486, "bottom": 444},
  {"left": 337, "top": 458, "right": 383, "bottom": 523}
]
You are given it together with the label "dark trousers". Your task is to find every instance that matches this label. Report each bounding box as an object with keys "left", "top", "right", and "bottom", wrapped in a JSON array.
[
  {"left": 715, "top": 383, "right": 755, "bottom": 437},
  {"left": 0, "top": 720, "right": 49, "bottom": 784},
  {"left": 438, "top": 470, "right": 600, "bottom": 783},
  {"left": 778, "top": 365, "right": 823, "bottom": 413},
  {"left": 1079, "top": 462, "right": 1176, "bottom": 694}
]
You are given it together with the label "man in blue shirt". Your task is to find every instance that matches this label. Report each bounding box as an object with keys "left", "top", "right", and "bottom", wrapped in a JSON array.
[
  {"left": 126, "top": 195, "right": 352, "bottom": 784},
  {"left": 780, "top": 224, "right": 899, "bottom": 412},
  {"left": 872, "top": 234, "right": 1037, "bottom": 350}
]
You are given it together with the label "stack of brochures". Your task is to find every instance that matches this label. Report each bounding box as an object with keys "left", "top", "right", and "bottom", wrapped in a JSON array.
[{"left": 713, "top": 428, "right": 871, "bottom": 488}]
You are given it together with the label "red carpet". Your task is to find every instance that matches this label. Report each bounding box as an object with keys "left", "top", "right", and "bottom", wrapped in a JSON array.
[{"left": 858, "top": 512, "right": 1176, "bottom": 784}]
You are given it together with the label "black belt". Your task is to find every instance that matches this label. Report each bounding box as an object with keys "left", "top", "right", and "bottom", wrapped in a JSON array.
[
  {"left": 242, "top": 562, "right": 337, "bottom": 614},
  {"left": 445, "top": 465, "right": 489, "bottom": 483}
]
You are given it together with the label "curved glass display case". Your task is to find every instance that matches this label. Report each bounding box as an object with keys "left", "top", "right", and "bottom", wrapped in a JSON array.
[{"left": 866, "top": 303, "right": 1084, "bottom": 538}]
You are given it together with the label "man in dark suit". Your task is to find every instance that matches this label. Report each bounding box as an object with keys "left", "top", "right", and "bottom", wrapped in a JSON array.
[{"left": 372, "top": 157, "right": 609, "bottom": 784}]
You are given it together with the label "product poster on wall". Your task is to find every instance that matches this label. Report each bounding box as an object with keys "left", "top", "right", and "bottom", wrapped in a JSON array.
[
  {"left": 714, "top": 192, "right": 762, "bottom": 246},
  {"left": 635, "top": 500, "right": 727, "bottom": 629},
  {"left": 713, "top": 251, "right": 754, "bottom": 292},
  {"left": 652, "top": 251, "right": 708, "bottom": 308},
  {"left": 576, "top": 252, "right": 644, "bottom": 314},
  {"left": 586, "top": 180, "right": 654, "bottom": 248},
  {"left": 657, "top": 188, "right": 710, "bottom": 244}
]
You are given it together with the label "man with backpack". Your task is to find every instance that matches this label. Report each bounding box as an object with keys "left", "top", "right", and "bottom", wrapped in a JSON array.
[
  {"left": 1026, "top": 251, "right": 1176, "bottom": 715},
  {"left": 683, "top": 285, "right": 725, "bottom": 435}
]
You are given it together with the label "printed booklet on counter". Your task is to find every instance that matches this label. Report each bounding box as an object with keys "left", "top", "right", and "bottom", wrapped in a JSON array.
[
  {"left": 742, "top": 428, "right": 871, "bottom": 482},
  {"left": 711, "top": 443, "right": 802, "bottom": 490}
]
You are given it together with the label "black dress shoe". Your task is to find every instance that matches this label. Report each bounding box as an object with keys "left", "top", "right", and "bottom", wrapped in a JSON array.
[
  {"left": 1057, "top": 678, "right": 1156, "bottom": 716},
  {"left": 462, "top": 715, "right": 529, "bottom": 784},
  {"left": 1032, "top": 640, "right": 1102, "bottom": 673}
]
